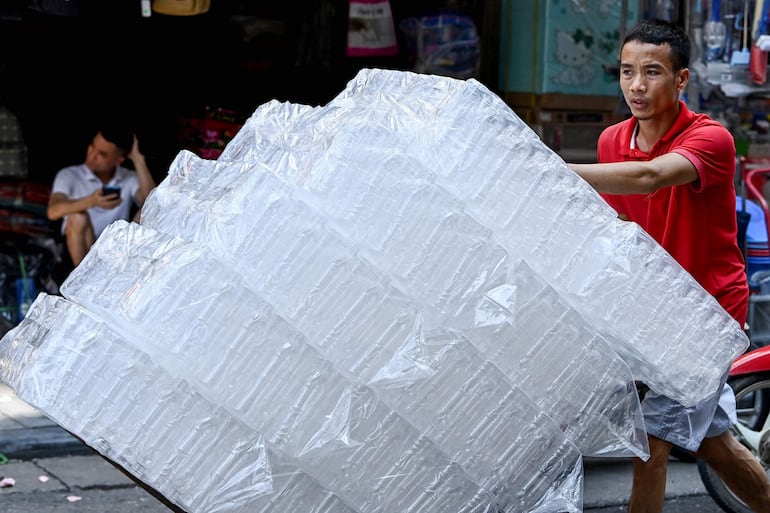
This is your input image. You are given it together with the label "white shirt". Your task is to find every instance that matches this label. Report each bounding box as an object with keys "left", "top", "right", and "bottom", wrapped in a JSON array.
[{"left": 51, "top": 163, "right": 140, "bottom": 237}]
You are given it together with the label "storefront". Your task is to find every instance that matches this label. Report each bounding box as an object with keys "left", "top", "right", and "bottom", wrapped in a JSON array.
[
  {"left": 0, "top": 0, "right": 498, "bottom": 184},
  {"left": 3, "top": 0, "right": 770, "bottom": 318}
]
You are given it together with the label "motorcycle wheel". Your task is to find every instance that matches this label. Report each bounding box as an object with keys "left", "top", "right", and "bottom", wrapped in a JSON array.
[{"left": 697, "top": 373, "right": 770, "bottom": 513}]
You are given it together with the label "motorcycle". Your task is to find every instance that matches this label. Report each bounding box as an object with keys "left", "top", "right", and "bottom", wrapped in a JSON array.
[{"left": 697, "top": 344, "right": 770, "bottom": 513}]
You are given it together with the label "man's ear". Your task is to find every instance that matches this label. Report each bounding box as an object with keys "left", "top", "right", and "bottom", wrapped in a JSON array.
[{"left": 676, "top": 68, "right": 689, "bottom": 92}]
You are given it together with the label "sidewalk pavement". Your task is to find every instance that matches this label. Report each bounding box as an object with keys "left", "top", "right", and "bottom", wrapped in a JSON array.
[
  {"left": 0, "top": 383, "right": 91, "bottom": 460},
  {"left": 0, "top": 382, "right": 711, "bottom": 510}
]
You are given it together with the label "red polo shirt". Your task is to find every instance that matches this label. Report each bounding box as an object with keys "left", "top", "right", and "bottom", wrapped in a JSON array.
[{"left": 597, "top": 101, "right": 748, "bottom": 323}]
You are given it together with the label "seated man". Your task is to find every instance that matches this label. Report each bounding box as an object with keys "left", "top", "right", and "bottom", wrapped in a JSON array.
[{"left": 47, "top": 125, "right": 156, "bottom": 268}]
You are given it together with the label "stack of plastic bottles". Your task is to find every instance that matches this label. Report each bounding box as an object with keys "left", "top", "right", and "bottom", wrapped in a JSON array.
[{"left": 0, "top": 69, "right": 749, "bottom": 513}]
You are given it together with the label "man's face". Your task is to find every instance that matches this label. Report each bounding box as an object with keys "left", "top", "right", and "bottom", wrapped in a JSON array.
[
  {"left": 85, "top": 132, "right": 124, "bottom": 174},
  {"left": 618, "top": 40, "right": 687, "bottom": 121}
]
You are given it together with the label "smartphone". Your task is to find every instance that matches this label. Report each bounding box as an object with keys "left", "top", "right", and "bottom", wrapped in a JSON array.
[{"left": 102, "top": 185, "right": 121, "bottom": 197}]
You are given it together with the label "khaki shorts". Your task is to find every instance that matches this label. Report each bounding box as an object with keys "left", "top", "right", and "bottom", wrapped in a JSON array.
[{"left": 641, "top": 381, "right": 737, "bottom": 452}]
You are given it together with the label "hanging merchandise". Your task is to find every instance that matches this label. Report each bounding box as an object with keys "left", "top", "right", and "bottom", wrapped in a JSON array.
[
  {"left": 731, "top": 0, "right": 751, "bottom": 67},
  {"left": 704, "top": 0, "right": 727, "bottom": 61},
  {"left": 295, "top": 0, "right": 335, "bottom": 71},
  {"left": 751, "top": 0, "right": 769, "bottom": 84},
  {"left": 691, "top": 0, "right": 705, "bottom": 63},
  {"left": 654, "top": 0, "right": 679, "bottom": 21},
  {"left": 151, "top": 0, "right": 210, "bottom": 16},
  {"left": 346, "top": 0, "right": 398, "bottom": 57},
  {"left": 399, "top": 12, "right": 481, "bottom": 79},
  {"left": 26, "top": 0, "right": 80, "bottom": 16}
]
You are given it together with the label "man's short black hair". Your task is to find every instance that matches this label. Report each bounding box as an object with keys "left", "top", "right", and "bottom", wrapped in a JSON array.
[
  {"left": 98, "top": 124, "right": 134, "bottom": 156},
  {"left": 622, "top": 18, "right": 691, "bottom": 71}
]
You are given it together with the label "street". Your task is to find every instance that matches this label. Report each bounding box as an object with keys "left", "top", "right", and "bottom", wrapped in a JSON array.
[
  {"left": 583, "top": 456, "right": 729, "bottom": 512},
  {"left": 0, "top": 454, "right": 172, "bottom": 513},
  {"left": 0, "top": 452, "right": 733, "bottom": 513},
  {"left": 588, "top": 497, "right": 735, "bottom": 512},
  {"left": 0, "top": 383, "right": 736, "bottom": 512}
]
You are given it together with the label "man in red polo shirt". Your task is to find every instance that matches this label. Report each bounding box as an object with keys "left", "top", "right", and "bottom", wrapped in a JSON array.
[{"left": 569, "top": 18, "right": 770, "bottom": 513}]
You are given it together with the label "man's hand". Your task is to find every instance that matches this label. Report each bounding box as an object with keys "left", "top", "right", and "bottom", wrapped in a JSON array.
[
  {"left": 127, "top": 135, "right": 144, "bottom": 162},
  {"left": 127, "top": 133, "right": 156, "bottom": 207},
  {"left": 90, "top": 188, "right": 122, "bottom": 209}
]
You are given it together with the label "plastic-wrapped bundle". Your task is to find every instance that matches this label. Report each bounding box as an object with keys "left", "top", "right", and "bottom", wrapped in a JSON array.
[
  {"left": 0, "top": 68, "right": 747, "bottom": 512},
  {"left": 55, "top": 220, "right": 586, "bottom": 512},
  {"left": 218, "top": 69, "right": 748, "bottom": 406},
  {"left": 0, "top": 294, "right": 335, "bottom": 513},
  {"left": 142, "top": 153, "right": 647, "bottom": 459}
]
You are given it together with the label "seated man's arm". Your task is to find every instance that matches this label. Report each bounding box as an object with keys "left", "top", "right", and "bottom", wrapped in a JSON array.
[
  {"left": 128, "top": 136, "right": 156, "bottom": 206},
  {"left": 47, "top": 189, "right": 123, "bottom": 221}
]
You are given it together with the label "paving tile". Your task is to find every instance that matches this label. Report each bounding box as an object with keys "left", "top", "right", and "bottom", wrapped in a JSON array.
[
  {"left": 0, "top": 460, "right": 67, "bottom": 494},
  {"left": 36, "top": 455, "right": 134, "bottom": 489}
]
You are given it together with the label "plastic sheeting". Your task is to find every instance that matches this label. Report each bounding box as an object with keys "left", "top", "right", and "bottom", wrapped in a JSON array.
[{"left": 0, "top": 69, "right": 749, "bottom": 513}]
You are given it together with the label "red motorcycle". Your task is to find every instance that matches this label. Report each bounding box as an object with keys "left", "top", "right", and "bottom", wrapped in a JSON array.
[{"left": 697, "top": 345, "right": 770, "bottom": 513}]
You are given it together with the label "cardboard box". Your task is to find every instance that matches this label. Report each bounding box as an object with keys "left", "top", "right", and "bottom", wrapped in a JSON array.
[
  {"left": 504, "top": 92, "right": 623, "bottom": 112},
  {"left": 514, "top": 107, "right": 628, "bottom": 164}
]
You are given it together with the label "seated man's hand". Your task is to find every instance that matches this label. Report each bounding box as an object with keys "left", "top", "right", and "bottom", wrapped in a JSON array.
[{"left": 91, "top": 188, "right": 122, "bottom": 209}]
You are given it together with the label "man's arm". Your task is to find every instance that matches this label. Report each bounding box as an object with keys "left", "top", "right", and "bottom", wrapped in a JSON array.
[
  {"left": 128, "top": 136, "right": 156, "bottom": 206},
  {"left": 47, "top": 190, "right": 118, "bottom": 221},
  {"left": 568, "top": 152, "right": 699, "bottom": 194}
]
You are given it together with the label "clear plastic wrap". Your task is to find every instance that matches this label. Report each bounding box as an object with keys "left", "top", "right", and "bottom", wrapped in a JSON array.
[
  {"left": 142, "top": 154, "right": 646, "bottom": 459},
  {"left": 219, "top": 69, "right": 748, "bottom": 407},
  {"left": 0, "top": 68, "right": 749, "bottom": 512}
]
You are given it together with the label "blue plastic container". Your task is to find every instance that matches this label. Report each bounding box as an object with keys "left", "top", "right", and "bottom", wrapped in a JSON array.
[{"left": 15, "top": 277, "right": 36, "bottom": 322}]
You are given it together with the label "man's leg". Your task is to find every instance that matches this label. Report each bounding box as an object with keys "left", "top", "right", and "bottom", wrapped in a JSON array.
[
  {"left": 696, "top": 430, "right": 770, "bottom": 513},
  {"left": 63, "top": 212, "right": 95, "bottom": 267},
  {"left": 628, "top": 435, "right": 671, "bottom": 513}
]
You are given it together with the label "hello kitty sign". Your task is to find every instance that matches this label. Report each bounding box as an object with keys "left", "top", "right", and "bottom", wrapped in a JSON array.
[
  {"left": 500, "top": 0, "right": 636, "bottom": 97},
  {"left": 551, "top": 30, "right": 597, "bottom": 87}
]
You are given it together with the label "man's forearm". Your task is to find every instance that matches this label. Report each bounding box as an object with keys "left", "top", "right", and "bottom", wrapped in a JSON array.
[
  {"left": 131, "top": 153, "right": 156, "bottom": 204},
  {"left": 47, "top": 195, "right": 94, "bottom": 221}
]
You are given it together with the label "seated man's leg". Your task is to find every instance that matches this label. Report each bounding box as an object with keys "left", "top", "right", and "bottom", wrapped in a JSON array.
[
  {"left": 629, "top": 435, "right": 671, "bottom": 513},
  {"left": 63, "top": 212, "right": 95, "bottom": 267},
  {"left": 696, "top": 427, "right": 770, "bottom": 512}
]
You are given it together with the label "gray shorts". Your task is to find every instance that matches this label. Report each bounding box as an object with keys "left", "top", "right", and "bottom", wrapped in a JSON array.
[{"left": 641, "top": 381, "right": 738, "bottom": 452}]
